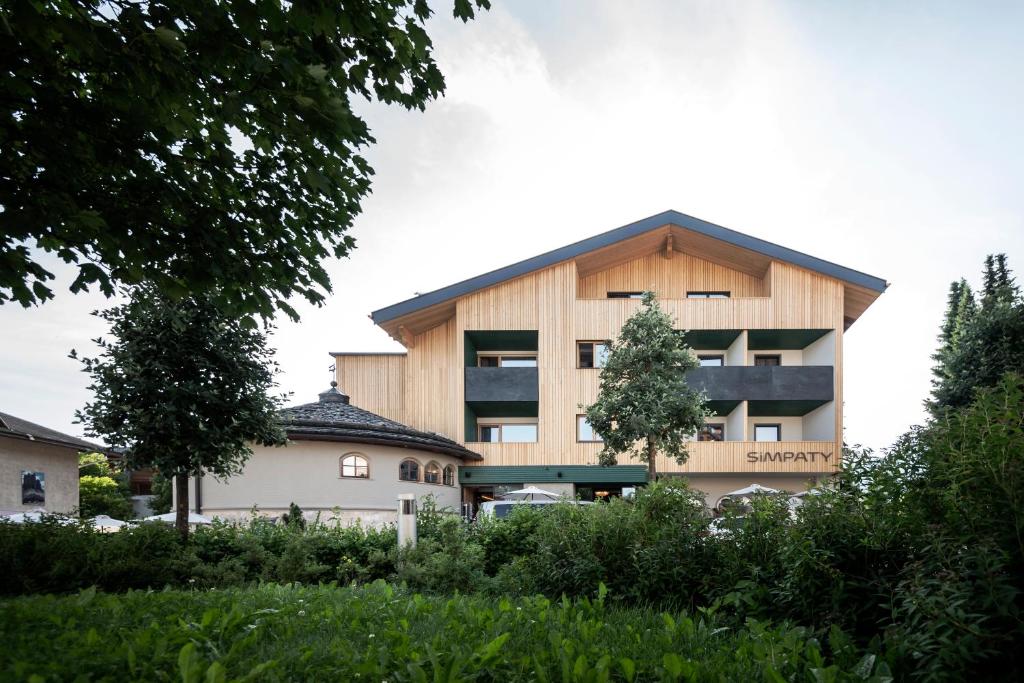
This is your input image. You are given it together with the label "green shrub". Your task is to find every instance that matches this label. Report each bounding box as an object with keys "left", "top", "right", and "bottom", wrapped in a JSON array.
[
  {"left": 78, "top": 475, "right": 134, "bottom": 520},
  {"left": 0, "top": 583, "right": 895, "bottom": 682}
]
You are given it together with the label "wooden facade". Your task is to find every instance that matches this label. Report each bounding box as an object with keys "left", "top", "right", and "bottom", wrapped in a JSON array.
[{"left": 335, "top": 223, "right": 881, "bottom": 478}]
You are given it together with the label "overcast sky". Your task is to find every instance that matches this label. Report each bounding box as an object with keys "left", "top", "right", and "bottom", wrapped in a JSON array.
[{"left": 2, "top": 1, "right": 1022, "bottom": 453}]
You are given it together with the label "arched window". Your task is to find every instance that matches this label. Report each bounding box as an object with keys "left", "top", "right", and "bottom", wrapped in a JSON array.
[
  {"left": 399, "top": 459, "right": 420, "bottom": 482},
  {"left": 340, "top": 453, "right": 369, "bottom": 479},
  {"left": 443, "top": 465, "right": 455, "bottom": 486},
  {"left": 424, "top": 461, "right": 441, "bottom": 484}
]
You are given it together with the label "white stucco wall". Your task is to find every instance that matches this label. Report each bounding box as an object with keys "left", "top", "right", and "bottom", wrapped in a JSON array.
[
  {"left": 0, "top": 436, "right": 80, "bottom": 515},
  {"left": 802, "top": 402, "right": 836, "bottom": 440},
  {"left": 746, "top": 349, "right": 804, "bottom": 365},
  {"left": 803, "top": 331, "right": 836, "bottom": 366},
  {"left": 191, "top": 440, "right": 465, "bottom": 526},
  {"left": 747, "top": 416, "right": 803, "bottom": 441}
]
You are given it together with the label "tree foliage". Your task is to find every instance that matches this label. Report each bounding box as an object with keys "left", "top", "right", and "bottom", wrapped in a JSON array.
[
  {"left": 0, "top": 0, "right": 488, "bottom": 318},
  {"left": 77, "top": 452, "right": 134, "bottom": 519},
  {"left": 584, "top": 292, "right": 708, "bottom": 479},
  {"left": 929, "top": 254, "right": 1024, "bottom": 414},
  {"left": 72, "top": 285, "right": 288, "bottom": 537}
]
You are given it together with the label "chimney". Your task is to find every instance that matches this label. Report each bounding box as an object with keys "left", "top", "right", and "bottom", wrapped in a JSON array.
[{"left": 318, "top": 381, "right": 350, "bottom": 404}]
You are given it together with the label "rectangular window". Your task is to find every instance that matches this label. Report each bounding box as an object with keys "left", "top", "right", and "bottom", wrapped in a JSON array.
[
  {"left": 698, "top": 424, "right": 725, "bottom": 442},
  {"left": 754, "top": 354, "right": 781, "bottom": 366},
  {"left": 754, "top": 424, "right": 781, "bottom": 441},
  {"left": 21, "top": 471, "right": 44, "bottom": 505},
  {"left": 576, "top": 415, "right": 603, "bottom": 442},
  {"left": 686, "top": 291, "right": 730, "bottom": 299},
  {"left": 477, "top": 423, "right": 538, "bottom": 443},
  {"left": 478, "top": 355, "right": 537, "bottom": 367},
  {"left": 698, "top": 354, "right": 724, "bottom": 367},
  {"left": 607, "top": 292, "right": 644, "bottom": 299},
  {"left": 578, "top": 341, "right": 610, "bottom": 368}
]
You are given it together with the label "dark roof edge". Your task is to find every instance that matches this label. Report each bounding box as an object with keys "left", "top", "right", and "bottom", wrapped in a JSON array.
[
  {"left": 371, "top": 210, "right": 889, "bottom": 324},
  {"left": 329, "top": 351, "right": 408, "bottom": 357},
  {"left": 286, "top": 429, "right": 482, "bottom": 461},
  {"left": 0, "top": 429, "right": 105, "bottom": 453}
]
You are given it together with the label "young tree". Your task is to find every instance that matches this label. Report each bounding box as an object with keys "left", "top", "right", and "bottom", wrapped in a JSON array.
[
  {"left": 930, "top": 254, "right": 1024, "bottom": 414},
  {"left": 584, "top": 292, "right": 709, "bottom": 480},
  {"left": 73, "top": 286, "right": 287, "bottom": 539},
  {"left": 1, "top": 0, "right": 488, "bottom": 318}
]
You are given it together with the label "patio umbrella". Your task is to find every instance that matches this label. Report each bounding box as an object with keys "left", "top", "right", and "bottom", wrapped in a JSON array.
[
  {"left": 89, "top": 515, "right": 128, "bottom": 531},
  {"left": 499, "top": 486, "right": 561, "bottom": 501},
  {"left": 2, "top": 509, "right": 75, "bottom": 525},
  {"left": 721, "top": 483, "right": 779, "bottom": 498},
  {"left": 144, "top": 511, "right": 213, "bottom": 525}
]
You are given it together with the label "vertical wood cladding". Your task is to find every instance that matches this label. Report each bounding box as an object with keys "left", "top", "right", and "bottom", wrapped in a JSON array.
[{"left": 338, "top": 250, "right": 846, "bottom": 474}]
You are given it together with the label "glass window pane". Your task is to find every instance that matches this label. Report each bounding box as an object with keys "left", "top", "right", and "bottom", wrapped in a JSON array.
[
  {"left": 399, "top": 460, "right": 419, "bottom": 481},
  {"left": 501, "top": 356, "right": 537, "bottom": 367},
  {"left": 443, "top": 466, "right": 455, "bottom": 486},
  {"left": 478, "top": 356, "right": 499, "bottom": 367},
  {"left": 594, "top": 343, "right": 609, "bottom": 368},
  {"left": 698, "top": 424, "right": 724, "bottom": 442},
  {"left": 578, "top": 343, "right": 594, "bottom": 368},
  {"left": 577, "top": 416, "right": 602, "bottom": 442},
  {"left": 754, "top": 425, "right": 781, "bottom": 442},
  {"left": 699, "top": 355, "right": 724, "bottom": 367},
  {"left": 501, "top": 424, "right": 538, "bottom": 442},
  {"left": 755, "top": 355, "right": 780, "bottom": 366},
  {"left": 479, "top": 425, "right": 500, "bottom": 442},
  {"left": 425, "top": 463, "right": 440, "bottom": 484}
]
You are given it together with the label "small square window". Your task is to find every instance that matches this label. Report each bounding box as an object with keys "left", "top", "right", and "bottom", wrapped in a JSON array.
[
  {"left": 578, "top": 342, "right": 609, "bottom": 368},
  {"left": 754, "top": 425, "right": 781, "bottom": 442},
  {"left": 754, "top": 355, "right": 781, "bottom": 367},
  {"left": 698, "top": 424, "right": 725, "bottom": 442},
  {"left": 577, "top": 415, "right": 603, "bottom": 442}
]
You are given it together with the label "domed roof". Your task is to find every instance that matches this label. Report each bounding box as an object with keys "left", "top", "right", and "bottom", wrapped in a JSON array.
[{"left": 277, "top": 383, "right": 481, "bottom": 461}]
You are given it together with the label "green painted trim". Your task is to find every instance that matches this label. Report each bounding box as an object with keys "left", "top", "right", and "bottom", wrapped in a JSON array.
[
  {"left": 747, "top": 399, "right": 829, "bottom": 416},
  {"left": 705, "top": 400, "right": 741, "bottom": 416},
  {"left": 459, "top": 465, "right": 649, "bottom": 485},
  {"left": 466, "top": 401, "right": 539, "bottom": 418},
  {"left": 464, "top": 330, "right": 538, "bottom": 358},
  {"left": 747, "top": 329, "right": 830, "bottom": 350},
  {"left": 679, "top": 329, "right": 742, "bottom": 350}
]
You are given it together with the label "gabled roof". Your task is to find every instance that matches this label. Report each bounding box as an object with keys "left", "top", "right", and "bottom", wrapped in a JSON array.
[
  {"left": 278, "top": 384, "right": 481, "bottom": 461},
  {"left": 370, "top": 210, "right": 888, "bottom": 333},
  {"left": 0, "top": 411, "right": 105, "bottom": 452}
]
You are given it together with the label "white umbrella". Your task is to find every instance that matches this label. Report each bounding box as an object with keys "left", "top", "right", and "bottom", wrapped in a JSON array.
[
  {"left": 89, "top": 515, "right": 128, "bottom": 531},
  {"left": 2, "top": 509, "right": 76, "bottom": 525},
  {"left": 500, "top": 486, "right": 561, "bottom": 501},
  {"left": 721, "top": 483, "right": 780, "bottom": 498},
  {"left": 144, "top": 511, "right": 213, "bottom": 525}
]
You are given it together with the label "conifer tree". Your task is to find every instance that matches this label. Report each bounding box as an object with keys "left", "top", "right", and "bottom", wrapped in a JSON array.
[{"left": 584, "top": 292, "right": 709, "bottom": 480}]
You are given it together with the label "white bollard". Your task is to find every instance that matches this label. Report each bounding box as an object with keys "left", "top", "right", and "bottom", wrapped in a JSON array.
[{"left": 397, "top": 493, "right": 417, "bottom": 548}]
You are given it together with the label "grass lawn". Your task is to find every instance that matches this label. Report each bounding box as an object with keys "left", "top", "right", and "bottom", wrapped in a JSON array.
[{"left": 0, "top": 582, "right": 889, "bottom": 682}]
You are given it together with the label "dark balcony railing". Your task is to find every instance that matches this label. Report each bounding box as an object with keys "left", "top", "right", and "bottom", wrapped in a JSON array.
[
  {"left": 684, "top": 365, "right": 833, "bottom": 403},
  {"left": 465, "top": 367, "right": 539, "bottom": 403}
]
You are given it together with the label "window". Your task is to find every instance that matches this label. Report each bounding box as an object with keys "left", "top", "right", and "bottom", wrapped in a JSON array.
[
  {"left": 340, "top": 454, "right": 369, "bottom": 478},
  {"left": 399, "top": 459, "right": 420, "bottom": 481},
  {"left": 755, "top": 355, "right": 781, "bottom": 366},
  {"left": 698, "top": 354, "right": 724, "bottom": 367},
  {"left": 578, "top": 341, "right": 610, "bottom": 368},
  {"left": 607, "top": 292, "right": 644, "bottom": 299},
  {"left": 754, "top": 424, "right": 781, "bottom": 441},
  {"left": 478, "top": 354, "right": 537, "bottom": 367},
  {"left": 577, "top": 415, "right": 603, "bottom": 442},
  {"left": 443, "top": 465, "right": 455, "bottom": 486},
  {"left": 686, "top": 291, "right": 730, "bottom": 298},
  {"left": 477, "top": 423, "right": 538, "bottom": 442},
  {"left": 21, "top": 471, "right": 44, "bottom": 505},
  {"left": 424, "top": 461, "right": 441, "bottom": 484},
  {"left": 698, "top": 424, "right": 725, "bottom": 442}
]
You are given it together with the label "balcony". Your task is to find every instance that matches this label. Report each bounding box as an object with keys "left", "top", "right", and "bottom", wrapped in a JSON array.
[
  {"left": 465, "top": 367, "right": 539, "bottom": 403},
  {"left": 684, "top": 365, "right": 833, "bottom": 409},
  {"left": 657, "top": 440, "right": 840, "bottom": 474}
]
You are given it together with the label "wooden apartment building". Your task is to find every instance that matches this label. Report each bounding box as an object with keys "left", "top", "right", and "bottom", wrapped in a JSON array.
[{"left": 333, "top": 211, "right": 887, "bottom": 509}]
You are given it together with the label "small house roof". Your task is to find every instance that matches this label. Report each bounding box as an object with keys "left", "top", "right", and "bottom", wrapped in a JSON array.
[
  {"left": 0, "top": 411, "right": 104, "bottom": 453},
  {"left": 278, "top": 383, "right": 482, "bottom": 461}
]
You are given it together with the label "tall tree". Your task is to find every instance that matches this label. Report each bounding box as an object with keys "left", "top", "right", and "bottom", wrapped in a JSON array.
[
  {"left": 73, "top": 286, "right": 287, "bottom": 539},
  {"left": 930, "top": 254, "right": 1024, "bottom": 414},
  {"left": 584, "top": 292, "right": 709, "bottom": 480},
  {"left": 1, "top": 0, "right": 488, "bottom": 319}
]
